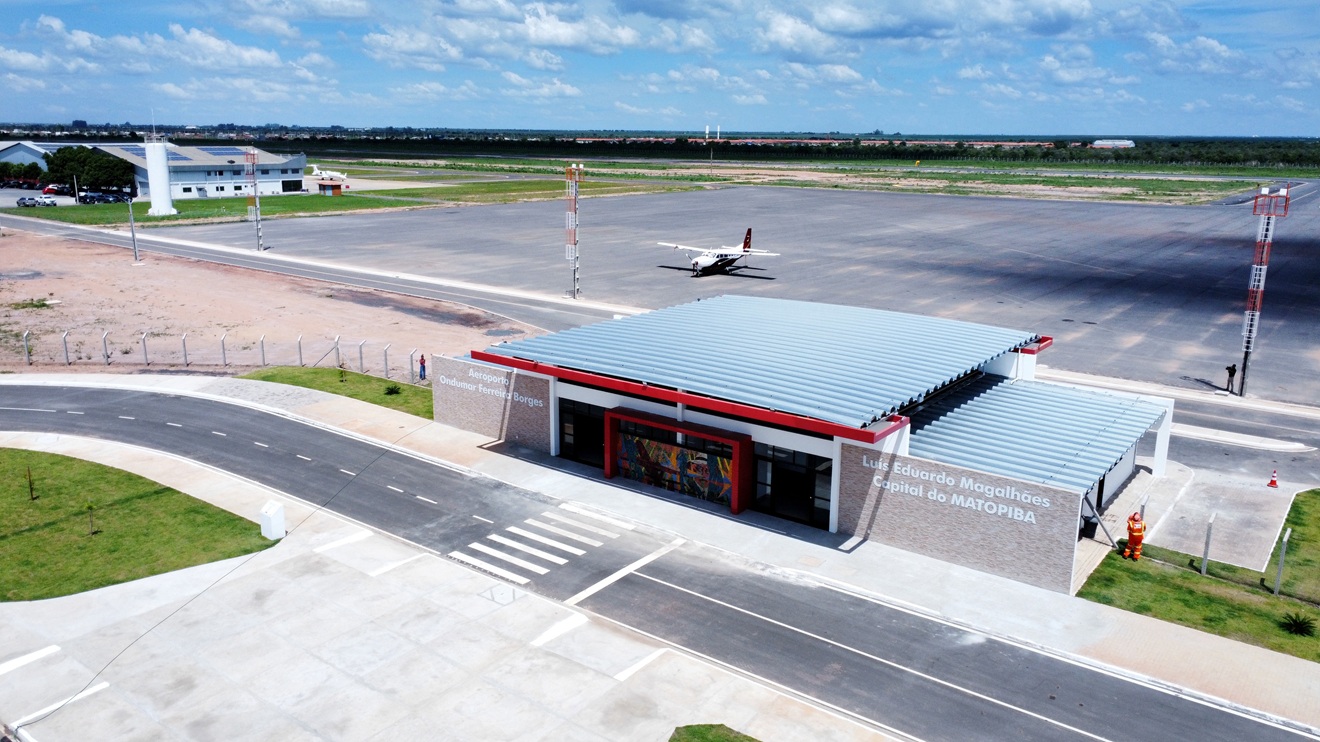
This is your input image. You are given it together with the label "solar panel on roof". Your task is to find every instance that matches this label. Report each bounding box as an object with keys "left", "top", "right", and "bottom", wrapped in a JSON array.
[
  {"left": 166, "top": 152, "right": 191, "bottom": 161},
  {"left": 119, "top": 146, "right": 146, "bottom": 156},
  {"left": 198, "top": 146, "right": 250, "bottom": 156}
]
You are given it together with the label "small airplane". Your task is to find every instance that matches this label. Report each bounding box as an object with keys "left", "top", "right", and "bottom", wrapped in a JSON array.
[
  {"left": 309, "top": 164, "right": 347, "bottom": 181},
  {"left": 658, "top": 228, "right": 779, "bottom": 276}
]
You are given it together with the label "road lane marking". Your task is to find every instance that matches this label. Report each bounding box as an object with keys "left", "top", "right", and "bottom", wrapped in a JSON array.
[
  {"left": 12, "top": 681, "right": 110, "bottom": 728},
  {"left": 542, "top": 511, "right": 619, "bottom": 538},
  {"left": 530, "top": 613, "right": 588, "bottom": 647},
  {"left": 525, "top": 519, "right": 604, "bottom": 547},
  {"left": 415, "top": 495, "right": 437, "bottom": 504},
  {"left": 253, "top": 441, "right": 268, "bottom": 447},
  {"left": 468, "top": 543, "right": 550, "bottom": 574},
  {"left": 211, "top": 431, "right": 226, "bottom": 437},
  {"left": 166, "top": 422, "right": 182, "bottom": 427},
  {"left": 0, "top": 645, "right": 59, "bottom": 677},
  {"left": 507, "top": 526, "right": 586, "bottom": 555},
  {"left": 296, "top": 454, "right": 311, "bottom": 460},
  {"left": 339, "top": 468, "right": 356, "bottom": 476},
  {"left": 566, "top": 538, "right": 685, "bottom": 606},
  {"left": 65, "top": 411, "right": 84, "bottom": 415},
  {"left": 118, "top": 415, "right": 135, "bottom": 420},
  {"left": 560, "top": 503, "right": 635, "bottom": 530},
  {"left": 614, "top": 649, "right": 667, "bottom": 681},
  {"left": 472, "top": 515, "right": 493, "bottom": 523},
  {"left": 0, "top": 407, "right": 56, "bottom": 413},
  {"left": 637, "top": 573, "right": 1114, "bottom": 742},
  {"left": 313, "top": 530, "right": 371, "bottom": 554},
  {"left": 448, "top": 551, "right": 529, "bottom": 584},
  {"left": 488, "top": 534, "right": 568, "bottom": 565},
  {"left": 367, "top": 554, "right": 424, "bottom": 577},
  {"left": 386, "top": 485, "right": 403, "bottom": 493}
]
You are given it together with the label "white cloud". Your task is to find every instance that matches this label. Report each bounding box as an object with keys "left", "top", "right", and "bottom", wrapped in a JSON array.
[
  {"left": 3, "top": 72, "right": 47, "bottom": 92},
  {"left": 957, "top": 64, "right": 992, "bottom": 80},
  {"left": 388, "top": 80, "right": 480, "bottom": 101},
  {"left": 1143, "top": 32, "right": 1245, "bottom": 75},
  {"left": 522, "top": 4, "right": 642, "bottom": 53},
  {"left": 500, "top": 71, "right": 581, "bottom": 98},
  {"left": 982, "top": 82, "right": 1024, "bottom": 99},
  {"left": 1181, "top": 98, "right": 1209, "bottom": 112},
  {"left": 756, "top": 11, "right": 838, "bottom": 61},
  {"left": 525, "top": 48, "right": 564, "bottom": 71},
  {"left": 34, "top": 15, "right": 285, "bottom": 73},
  {"left": 238, "top": 16, "right": 300, "bottom": 39},
  {"left": 733, "top": 93, "right": 768, "bottom": 104}
]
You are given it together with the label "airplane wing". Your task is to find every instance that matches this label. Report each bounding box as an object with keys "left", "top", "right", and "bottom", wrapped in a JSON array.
[
  {"left": 658, "top": 242, "right": 707, "bottom": 254},
  {"left": 746, "top": 249, "right": 780, "bottom": 256}
]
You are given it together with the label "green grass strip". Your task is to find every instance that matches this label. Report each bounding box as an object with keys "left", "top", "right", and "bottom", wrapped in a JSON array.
[
  {"left": 669, "top": 724, "right": 760, "bottom": 742},
  {"left": 240, "top": 366, "right": 433, "bottom": 419},
  {"left": 1, "top": 450, "right": 274, "bottom": 602}
]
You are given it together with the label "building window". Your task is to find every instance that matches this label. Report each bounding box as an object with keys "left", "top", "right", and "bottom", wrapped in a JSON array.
[
  {"left": 182, "top": 187, "right": 193, "bottom": 193},
  {"left": 260, "top": 169, "right": 269, "bottom": 174},
  {"left": 753, "top": 443, "right": 832, "bottom": 528},
  {"left": 216, "top": 186, "right": 225, "bottom": 191},
  {"left": 232, "top": 170, "right": 241, "bottom": 176}
]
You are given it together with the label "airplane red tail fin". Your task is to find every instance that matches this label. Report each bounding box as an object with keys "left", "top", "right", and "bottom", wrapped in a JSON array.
[{"left": 742, "top": 228, "right": 752, "bottom": 253}]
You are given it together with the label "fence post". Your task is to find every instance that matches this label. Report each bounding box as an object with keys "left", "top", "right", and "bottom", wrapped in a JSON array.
[
  {"left": 333, "top": 335, "right": 341, "bottom": 367},
  {"left": 182, "top": 333, "right": 189, "bottom": 367},
  {"left": 358, "top": 339, "right": 366, "bottom": 373},
  {"left": 62, "top": 331, "right": 70, "bottom": 365},
  {"left": 1200, "top": 512, "right": 1216, "bottom": 576},
  {"left": 409, "top": 348, "right": 418, "bottom": 384},
  {"left": 22, "top": 330, "right": 31, "bottom": 365},
  {"left": 383, "top": 344, "right": 390, "bottom": 379},
  {"left": 259, "top": 335, "right": 266, "bottom": 366},
  {"left": 141, "top": 333, "right": 148, "bottom": 366},
  {"left": 221, "top": 333, "right": 228, "bottom": 367},
  {"left": 102, "top": 331, "right": 110, "bottom": 366},
  {"left": 297, "top": 334, "right": 303, "bottom": 366},
  {"left": 1139, "top": 494, "right": 1149, "bottom": 521},
  {"left": 1274, "top": 527, "right": 1292, "bottom": 596}
]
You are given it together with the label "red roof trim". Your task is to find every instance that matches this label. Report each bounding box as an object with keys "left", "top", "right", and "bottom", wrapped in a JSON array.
[
  {"left": 470, "top": 350, "right": 906, "bottom": 444},
  {"left": 1014, "top": 336, "right": 1054, "bottom": 355}
]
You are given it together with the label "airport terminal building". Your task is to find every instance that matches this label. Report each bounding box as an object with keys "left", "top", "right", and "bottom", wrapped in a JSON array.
[{"left": 434, "top": 296, "right": 1173, "bottom": 593}]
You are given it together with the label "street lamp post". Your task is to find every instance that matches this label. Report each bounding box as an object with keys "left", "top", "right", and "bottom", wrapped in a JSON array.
[{"left": 128, "top": 198, "right": 140, "bottom": 263}]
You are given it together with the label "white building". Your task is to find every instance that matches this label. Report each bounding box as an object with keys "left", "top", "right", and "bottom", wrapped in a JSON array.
[{"left": 0, "top": 140, "right": 307, "bottom": 200}]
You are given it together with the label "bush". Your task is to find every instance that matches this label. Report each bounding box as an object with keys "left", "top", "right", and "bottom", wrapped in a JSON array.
[
  {"left": 1281, "top": 612, "right": 1316, "bottom": 637},
  {"left": 383, "top": 383, "right": 402, "bottom": 396}
]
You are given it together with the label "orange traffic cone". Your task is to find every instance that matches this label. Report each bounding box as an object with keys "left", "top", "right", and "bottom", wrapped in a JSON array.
[{"left": 1268, "top": 470, "right": 1279, "bottom": 488}]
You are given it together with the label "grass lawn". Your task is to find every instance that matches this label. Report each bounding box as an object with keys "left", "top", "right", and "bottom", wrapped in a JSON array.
[
  {"left": 1, "top": 449, "right": 274, "bottom": 602},
  {"left": 0, "top": 192, "right": 424, "bottom": 226},
  {"left": 240, "top": 366, "right": 433, "bottom": 419},
  {"left": 372, "top": 179, "right": 688, "bottom": 203},
  {"left": 669, "top": 725, "right": 759, "bottom": 742},
  {"left": 1078, "top": 489, "right": 1320, "bottom": 661}
]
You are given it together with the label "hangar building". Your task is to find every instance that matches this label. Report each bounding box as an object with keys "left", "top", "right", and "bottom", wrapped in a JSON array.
[
  {"left": 434, "top": 296, "right": 1173, "bottom": 593},
  {"left": 0, "top": 140, "right": 307, "bottom": 200}
]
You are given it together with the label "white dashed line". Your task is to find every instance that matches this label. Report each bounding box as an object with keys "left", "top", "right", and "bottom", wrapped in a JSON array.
[
  {"left": 367, "top": 554, "right": 424, "bottom": 577},
  {"left": 313, "top": 530, "right": 372, "bottom": 553},
  {"left": 387, "top": 485, "right": 403, "bottom": 493},
  {"left": 472, "top": 515, "right": 493, "bottom": 523},
  {"left": 339, "top": 468, "right": 356, "bottom": 476},
  {"left": 615, "top": 649, "right": 667, "bottom": 681},
  {"left": 166, "top": 422, "right": 182, "bottom": 427},
  {"left": 560, "top": 503, "right": 635, "bottom": 530},
  {"left": 506, "top": 526, "right": 586, "bottom": 555},
  {"left": 118, "top": 415, "right": 135, "bottom": 420},
  {"left": 66, "top": 411, "right": 84, "bottom": 415},
  {"left": 11, "top": 681, "right": 110, "bottom": 728},
  {"left": 487, "top": 534, "right": 568, "bottom": 565},
  {"left": 296, "top": 454, "right": 311, "bottom": 461},
  {"left": 415, "top": 495, "right": 437, "bottom": 504},
  {"left": 211, "top": 431, "right": 226, "bottom": 437},
  {"left": 0, "top": 407, "right": 56, "bottom": 413},
  {"left": 448, "top": 551, "right": 529, "bottom": 584},
  {"left": 530, "top": 613, "right": 588, "bottom": 647},
  {"left": 565, "top": 538, "right": 686, "bottom": 606},
  {"left": 253, "top": 441, "right": 268, "bottom": 447},
  {"left": 0, "top": 645, "right": 60, "bottom": 677}
]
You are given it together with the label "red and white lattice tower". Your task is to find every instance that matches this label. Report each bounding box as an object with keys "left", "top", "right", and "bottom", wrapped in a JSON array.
[
  {"left": 1239, "top": 184, "right": 1290, "bottom": 395},
  {"left": 565, "top": 163, "right": 584, "bottom": 298},
  {"left": 246, "top": 148, "right": 264, "bottom": 252}
]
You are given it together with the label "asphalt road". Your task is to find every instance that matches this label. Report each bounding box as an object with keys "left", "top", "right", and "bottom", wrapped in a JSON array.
[{"left": 1, "top": 385, "right": 1311, "bottom": 742}]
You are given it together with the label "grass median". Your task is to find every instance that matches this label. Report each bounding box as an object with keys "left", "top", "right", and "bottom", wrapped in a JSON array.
[
  {"left": 240, "top": 366, "right": 433, "bottom": 419},
  {"left": 1, "top": 449, "right": 274, "bottom": 602},
  {"left": 1079, "top": 489, "right": 1320, "bottom": 661}
]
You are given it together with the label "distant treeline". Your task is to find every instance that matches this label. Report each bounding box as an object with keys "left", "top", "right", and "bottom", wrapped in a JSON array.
[{"left": 251, "top": 135, "right": 1320, "bottom": 168}]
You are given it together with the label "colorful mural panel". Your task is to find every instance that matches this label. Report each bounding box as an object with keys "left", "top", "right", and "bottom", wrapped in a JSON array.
[{"left": 617, "top": 434, "right": 732, "bottom": 505}]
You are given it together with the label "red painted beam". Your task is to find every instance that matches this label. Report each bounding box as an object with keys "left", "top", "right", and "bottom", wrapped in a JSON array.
[
  {"left": 1015, "top": 336, "right": 1054, "bottom": 355},
  {"left": 470, "top": 350, "right": 906, "bottom": 444}
]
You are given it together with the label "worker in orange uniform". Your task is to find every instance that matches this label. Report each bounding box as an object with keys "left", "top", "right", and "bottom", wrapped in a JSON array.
[{"left": 1124, "top": 512, "right": 1146, "bottom": 560}]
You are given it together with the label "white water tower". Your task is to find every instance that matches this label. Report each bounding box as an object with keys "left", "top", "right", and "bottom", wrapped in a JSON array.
[{"left": 144, "top": 134, "right": 177, "bottom": 216}]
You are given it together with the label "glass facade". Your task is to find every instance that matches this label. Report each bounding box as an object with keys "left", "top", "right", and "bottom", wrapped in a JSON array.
[{"left": 754, "top": 443, "right": 833, "bottom": 529}]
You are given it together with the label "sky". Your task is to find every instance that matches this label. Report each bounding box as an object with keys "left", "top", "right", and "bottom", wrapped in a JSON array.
[{"left": 1, "top": 0, "right": 1317, "bottom": 136}]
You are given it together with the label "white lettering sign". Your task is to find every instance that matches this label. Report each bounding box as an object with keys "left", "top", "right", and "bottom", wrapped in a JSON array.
[{"left": 863, "top": 453, "right": 1049, "bottom": 525}]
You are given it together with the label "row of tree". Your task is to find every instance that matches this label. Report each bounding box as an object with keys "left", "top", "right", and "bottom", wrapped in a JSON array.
[{"left": 40, "top": 147, "right": 135, "bottom": 190}]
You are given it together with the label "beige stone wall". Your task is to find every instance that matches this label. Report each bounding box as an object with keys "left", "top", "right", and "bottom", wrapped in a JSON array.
[
  {"left": 432, "top": 355, "right": 552, "bottom": 452},
  {"left": 839, "top": 445, "right": 1080, "bottom": 593}
]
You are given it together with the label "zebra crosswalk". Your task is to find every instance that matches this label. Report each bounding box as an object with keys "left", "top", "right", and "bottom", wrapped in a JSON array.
[{"left": 447, "top": 504, "right": 634, "bottom": 585}]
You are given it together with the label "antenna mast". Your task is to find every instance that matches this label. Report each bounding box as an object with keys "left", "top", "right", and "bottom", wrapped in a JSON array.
[
  {"left": 565, "top": 163, "right": 584, "bottom": 299},
  {"left": 1239, "top": 185, "right": 1290, "bottom": 396}
]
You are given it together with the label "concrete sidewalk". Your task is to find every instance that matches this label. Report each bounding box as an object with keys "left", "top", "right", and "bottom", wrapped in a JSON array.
[{"left": 3, "top": 373, "right": 1319, "bottom": 739}]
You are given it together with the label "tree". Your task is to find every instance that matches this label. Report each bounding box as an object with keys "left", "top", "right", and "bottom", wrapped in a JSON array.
[{"left": 42, "top": 146, "right": 134, "bottom": 190}]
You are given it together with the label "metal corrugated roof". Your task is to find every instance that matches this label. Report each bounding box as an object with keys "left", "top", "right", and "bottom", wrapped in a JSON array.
[
  {"left": 908, "top": 377, "right": 1167, "bottom": 494},
  {"left": 481, "top": 295, "right": 1038, "bottom": 428}
]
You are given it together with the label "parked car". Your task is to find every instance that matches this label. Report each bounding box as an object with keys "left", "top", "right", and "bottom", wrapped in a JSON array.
[
  {"left": 35, "top": 195, "right": 57, "bottom": 206},
  {"left": 42, "top": 184, "right": 69, "bottom": 195},
  {"left": 16, "top": 197, "right": 38, "bottom": 207}
]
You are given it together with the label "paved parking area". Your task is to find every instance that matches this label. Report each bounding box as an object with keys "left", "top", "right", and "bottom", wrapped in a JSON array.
[{"left": 155, "top": 183, "right": 1320, "bottom": 405}]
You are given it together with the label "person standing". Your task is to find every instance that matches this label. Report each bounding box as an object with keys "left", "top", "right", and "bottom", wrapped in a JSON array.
[
  {"left": 419, "top": 354, "right": 427, "bottom": 381},
  {"left": 1123, "top": 511, "right": 1146, "bottom": 561},
  {"left": 1225, "top": 363, "right": 1237, "bottom": 393}
]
